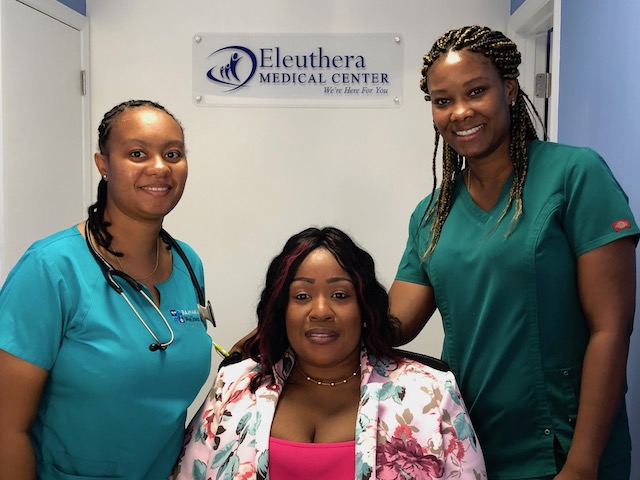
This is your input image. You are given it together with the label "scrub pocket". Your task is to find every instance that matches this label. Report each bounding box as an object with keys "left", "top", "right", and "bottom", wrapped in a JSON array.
[
  {"left": 45, "top": 453, "right": 124, "bottom": 479},
  {"left": 50, "top": 472, "right": 125, "bottom": 480},
  {"left": 544, "top": 364, "right": 581, "bottom": 453}
]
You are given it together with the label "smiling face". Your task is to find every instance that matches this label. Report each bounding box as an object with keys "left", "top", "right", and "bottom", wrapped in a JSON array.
[
  {"left": 94, "top": 107, "right": 187, "bottom": 224},
  {"left": 427, "top": 50, "right": 517, "bottom": 164},
  {"left": 285, "top": 247, "right": 362, "bottom": 374}
]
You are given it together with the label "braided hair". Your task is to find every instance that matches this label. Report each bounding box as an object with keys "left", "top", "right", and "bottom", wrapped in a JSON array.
[
  {"left": 87, "top": 100, "right": 183, "bottom": 255},
  {"left": 419, "top": 25, "right": 544, "bottom": 257}
]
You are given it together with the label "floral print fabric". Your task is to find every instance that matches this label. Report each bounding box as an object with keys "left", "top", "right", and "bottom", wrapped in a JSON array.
[{"left": 172, "top": 346, "right": 486, "bottom": 480}]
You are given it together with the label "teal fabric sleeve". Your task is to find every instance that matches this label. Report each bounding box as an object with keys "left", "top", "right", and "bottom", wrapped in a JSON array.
[
  {"left": 0, "top": 234, "right": 76, "bottom": 370},
  {"left": 395, "top": 195, "right": 433, "bottom": 287},
  {"left": 562, "top": 147, "right": 639, "bottom": 255}
]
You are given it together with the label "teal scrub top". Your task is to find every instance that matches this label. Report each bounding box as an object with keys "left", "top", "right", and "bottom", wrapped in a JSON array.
[
  {"left": 0, "top": 226, "right": 213, "bottom": 479},
  {"left": 396, "top": 141, "right": 638, "bottom": 479}
]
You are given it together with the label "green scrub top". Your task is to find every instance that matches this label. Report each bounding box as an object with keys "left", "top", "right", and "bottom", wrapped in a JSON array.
[
  {"left": 0, "top": 226, "right": 213, "bottom": 479},
  {"left": 396, "top": 141, "right": 638, "bottom": 479}
]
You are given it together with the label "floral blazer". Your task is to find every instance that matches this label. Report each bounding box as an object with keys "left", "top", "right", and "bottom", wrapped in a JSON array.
[{"left": 172, "top": 346, "right": 486, "bottom": 480}]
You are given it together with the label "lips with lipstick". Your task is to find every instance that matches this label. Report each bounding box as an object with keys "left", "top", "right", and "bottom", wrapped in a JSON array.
[{"left": 305, "top": 328, "right": 339, "bottom": 345}]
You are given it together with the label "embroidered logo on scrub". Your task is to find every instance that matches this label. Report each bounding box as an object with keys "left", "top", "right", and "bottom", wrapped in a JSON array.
[
  {"left": 612, "top": 219, "right": 631, "bottom": 232},
  {"left": 170, "top": 309, "right": 201, "bottom": 326}
]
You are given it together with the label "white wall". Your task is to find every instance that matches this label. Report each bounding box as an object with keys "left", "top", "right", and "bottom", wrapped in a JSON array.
[{"left": 86, "top": 0, "right": 510, "bottom": 402}]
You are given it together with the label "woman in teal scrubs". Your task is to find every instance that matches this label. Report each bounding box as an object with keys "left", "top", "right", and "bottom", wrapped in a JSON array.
[
  {"left": 0, "top": 100, "right": 212, "bottom": 479},
  {"left": 391, "top": 26, "right": 638, "bottom": 480}
]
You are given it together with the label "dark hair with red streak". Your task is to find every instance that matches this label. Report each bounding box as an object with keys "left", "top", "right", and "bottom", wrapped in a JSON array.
[{"left": 245, "top": 226, "right": 400, "bottom": 392}]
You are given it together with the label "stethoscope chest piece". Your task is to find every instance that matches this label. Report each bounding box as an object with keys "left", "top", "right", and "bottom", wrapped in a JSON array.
[{"left": 198, "top": 300, "right": 216, "bottom": 327}]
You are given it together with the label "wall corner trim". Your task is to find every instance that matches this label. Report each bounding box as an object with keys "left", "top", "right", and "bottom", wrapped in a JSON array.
[
  {"left": 17, "top": 0, "right": 85, "bottom": 29},
  {"left": 509, "top": 0, "right": 553, "bottom": 34}
]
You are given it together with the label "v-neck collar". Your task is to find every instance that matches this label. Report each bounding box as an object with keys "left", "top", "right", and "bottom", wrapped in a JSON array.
[{"left": 457, "top": 169, "right": 515, "bottom": 225}]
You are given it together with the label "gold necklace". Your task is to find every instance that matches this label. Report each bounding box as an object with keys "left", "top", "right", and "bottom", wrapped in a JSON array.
[
  {"left": 466, "top": 168, "right": 472, "bottom": 194},
  {"left": 296, "top": 365, "right": 359, "bottom": 387},
  {"left": 115, "top": 237, "right": 160, "bottom": 281}
]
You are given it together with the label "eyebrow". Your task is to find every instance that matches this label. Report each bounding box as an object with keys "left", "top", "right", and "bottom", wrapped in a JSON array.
[
  {"left": 429, "top": 76, "right": 492, "bottom": 96},
  {"left": 291, "top": 276, "right": 353, "bottom": 284},
  {"left": 122, "top": 139, "right": 185, "bottom": 149}
]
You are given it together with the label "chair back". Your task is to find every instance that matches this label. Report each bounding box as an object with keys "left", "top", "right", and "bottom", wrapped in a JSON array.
[
  {"left": 393, "top": 348, "right": 450, "bottom": 372},
  {"left": 220, "top": 349, "right": 450, "bottom": 372}
]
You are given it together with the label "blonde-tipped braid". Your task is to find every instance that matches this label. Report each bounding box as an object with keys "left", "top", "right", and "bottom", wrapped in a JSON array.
[{"left": 419, "top": 25, "right": 543, "bottom": 259}]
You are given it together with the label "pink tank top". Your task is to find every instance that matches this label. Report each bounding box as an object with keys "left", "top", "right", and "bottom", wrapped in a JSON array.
[{"left": 269, "top": 437, "right": 355, "bottom": 480}]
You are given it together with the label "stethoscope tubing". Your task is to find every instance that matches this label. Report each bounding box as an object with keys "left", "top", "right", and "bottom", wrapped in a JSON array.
[{"left": 84, "top": 220, "right": 227, "bottom": 356}]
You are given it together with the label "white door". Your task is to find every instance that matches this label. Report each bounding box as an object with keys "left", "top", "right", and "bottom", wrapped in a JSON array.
[
  {"left": 508, "top": 0, "right": 560, "bottom": 141},
  {"left": 0, "top": 0, "right": 90, "bottom": 282}
]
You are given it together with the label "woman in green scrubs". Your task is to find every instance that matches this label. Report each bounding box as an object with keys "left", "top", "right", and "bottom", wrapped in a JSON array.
[{"left": 391, "top": 26, "right": 638, "bottom": 480}]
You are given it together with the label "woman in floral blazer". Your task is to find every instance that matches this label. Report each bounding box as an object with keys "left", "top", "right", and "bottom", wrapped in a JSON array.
[{"left": 173, "top": 227, "right": 486, "bottom": 480}]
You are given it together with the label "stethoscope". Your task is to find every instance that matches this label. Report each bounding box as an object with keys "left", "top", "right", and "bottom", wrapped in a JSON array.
[{"left": 85, "top": 220, "right": 229, "bottom": 356}]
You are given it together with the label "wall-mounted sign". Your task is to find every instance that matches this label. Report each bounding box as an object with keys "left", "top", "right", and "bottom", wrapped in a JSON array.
[{"left": 192, "top": 33, "right": 403, "bottom": 107}]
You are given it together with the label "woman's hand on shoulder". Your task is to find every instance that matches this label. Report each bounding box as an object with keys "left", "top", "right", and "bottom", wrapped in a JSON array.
[{"left": 388, "top": 280, "right": 437, "bottom": 346}]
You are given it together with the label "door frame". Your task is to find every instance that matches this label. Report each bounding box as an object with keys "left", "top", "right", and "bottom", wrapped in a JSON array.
[
  {"left": 14, "top": 0, "right": 92, "bottom": 203},
  {"left": 0, "top": 0, "right": 91, "bottom": 279},
  {"left": 508, "top": 0, "right": 561, "bottom": 141}
]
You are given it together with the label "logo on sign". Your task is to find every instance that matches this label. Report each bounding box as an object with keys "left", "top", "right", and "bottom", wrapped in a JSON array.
[{"left": 206, "top": 45, "right": 257, "bottom": 92}]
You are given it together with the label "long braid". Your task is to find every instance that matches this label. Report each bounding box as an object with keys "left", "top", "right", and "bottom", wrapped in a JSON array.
[
  {"left": 419, "top": 25, "right": 542, "bottom": 258},
  {"left": 87, "top": 178, "right": 115, "bottom": 253},
  {"left": 422, "top": 127, "right": 441, "bottom": 225},
  {"left": 87, "top": 100, "right": 183, "bottom": 255}
]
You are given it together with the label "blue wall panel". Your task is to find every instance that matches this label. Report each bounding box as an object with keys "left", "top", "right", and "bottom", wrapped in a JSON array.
[
  {"left": 56, "top": 0, "right": 85, "bottom": 15},
  {"left": 558, "top": 1, "right": 640, "bottom": 477},
  {"left": 510, "top": 0, "right": 526, "bottom": 14}
]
